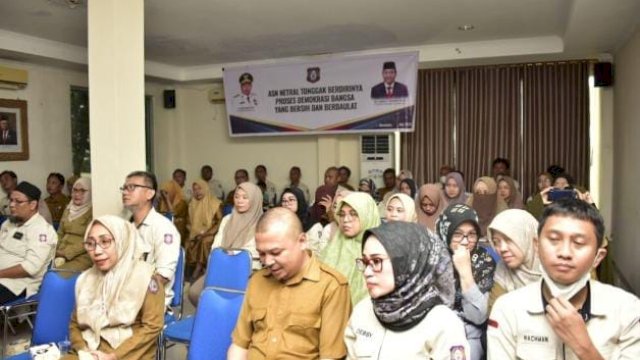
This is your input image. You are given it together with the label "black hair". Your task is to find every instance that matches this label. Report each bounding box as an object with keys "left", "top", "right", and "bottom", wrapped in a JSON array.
[
  {"left": 173, "top": 168, "right": 186, "bottom": 177},
  {"left": 546, "top": 164, "right": 565, "bottom": 178},
  {"left": 290, "top": 166, "right": 301, "bottom": 173},
  {"left": 338, "top": 166, "right": 352, "bottom": 177},
  {"left": 0, "top": 170, "right": 17, "bottom": 180},
  {"left": 236, "top": 169, "right": 249, "bottom": 177},
  {"left": 47, "top": 172, "right": 65, "bottom": 186},
  {"left": 539, "top": 198, "right": 605, "bottom": 248},
  {"left": 126, "top": 170, "right": 158, "bottom": 192},
  {"left": 383, "top": 168, "right": 396, "bottom": 176},
  {"left": 492, "top": 157, "right": 510, "bottom": 169},
  {"left": 201, "top": 165, "right": 212, "bottom": 172},
  {"left": 255, "top": 164, "right": 267, "bottom": 172},
  {"left": 553, "top": 172, "right": 574, "bottom": 187}
]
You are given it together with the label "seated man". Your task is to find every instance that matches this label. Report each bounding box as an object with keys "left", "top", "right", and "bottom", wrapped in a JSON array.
[
  {"left": 0, "top": 182, "right": 58, "bottom": 304},
  {"left": 488, "top": 198, "right": 640, "bottom": 359},
  {"left": 228, "top": 207, "right": 352, "bottom": 360},
  {"left": 44, "top": 172, "right": 70, "bottom": 224}
]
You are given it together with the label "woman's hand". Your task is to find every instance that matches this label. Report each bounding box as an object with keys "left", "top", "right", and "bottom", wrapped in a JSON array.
[
  {"left": 319, "top": 194, "right": 333, "bottom": 210},
  {"left": 89, "top": 351, "right": 117, "bottom": 360}
]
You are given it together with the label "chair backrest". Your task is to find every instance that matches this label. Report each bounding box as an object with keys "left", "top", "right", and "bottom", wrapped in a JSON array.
[
  {"left": 31, "top": 270, "right": 80, "bottom": 345},
  {"left": 204, "top": 248, "right": 252, "bottom": 292},
  {"left": 187, "top": 288, "right": 245, "bottom": 360},
  {"left": 170, "top": 247, "right": 185, "bottom": 309}
]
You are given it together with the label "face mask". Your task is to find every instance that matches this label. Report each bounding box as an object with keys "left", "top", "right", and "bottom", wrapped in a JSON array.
[
  {"left": 440, "top": 176, "right": 447, "bottom": 184},
  {"left": 541, "top": 264, "right": 591, "bottom": 300}
]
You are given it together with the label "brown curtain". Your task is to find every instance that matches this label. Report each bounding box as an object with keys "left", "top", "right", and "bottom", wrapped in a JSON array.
[
  {"left": 522, "top": 61, "right": 590, "bottom": 199},
  {"left": 455, "top": 66, "right": 522, "bottom": 189},
  {"left": 401, "top": 68, "right": 455, "bottom": 185}
]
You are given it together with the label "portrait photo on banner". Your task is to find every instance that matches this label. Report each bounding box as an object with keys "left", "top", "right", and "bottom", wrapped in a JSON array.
[{"left": 0, "top": 98, "right": 29, "bottom": 161}]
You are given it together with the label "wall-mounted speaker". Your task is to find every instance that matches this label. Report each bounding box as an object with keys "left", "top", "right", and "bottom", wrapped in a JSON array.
[
  {"left": 163, "top": 90, "right": 176, "bottom": 108},
  {"left": 594, "top": 62, "right": 613, "bottom": 87}
]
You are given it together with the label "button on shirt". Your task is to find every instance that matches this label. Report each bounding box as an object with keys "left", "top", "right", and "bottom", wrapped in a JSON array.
[
  {"left": 232, "top": 255, "right": 352, "bottom": 359},
  {"left": 487, "top": 279, "right": 640, "bottom": 360},
  {"left": 134, "top": 207, "right": 180, "bottom": 307},
  {"left": 0, "top": 213, "right": 58, "bottom": 297}
]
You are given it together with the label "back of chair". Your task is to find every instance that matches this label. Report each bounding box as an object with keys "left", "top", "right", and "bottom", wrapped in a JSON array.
[
  {"left": 204, "top": 248, "right": 252, "bottom": 292},
  {"left": 187, "top": 288, "right": 245, "bottom": 360},
  {"left": 171, "top": 247, "right": 185, "bottom": 309},
  {"left": 31, "top": 270, "right": 80, "bottom": 345}
]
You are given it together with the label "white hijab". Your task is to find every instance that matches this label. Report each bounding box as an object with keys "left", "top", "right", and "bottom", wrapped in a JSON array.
[{"left": 67, "top": 177, "right": 92, "bottom": 222}]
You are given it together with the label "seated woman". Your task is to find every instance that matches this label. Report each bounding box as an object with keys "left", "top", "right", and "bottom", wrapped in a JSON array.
[
  {"left": 188, "top": 182, "right": 263, "bottom": 306},
  {"left": 321, "top": 192, "right": 380, "bottom": 305},
  {"left": 436, "top": 204, "right": 496, "bottom": 360},
  {"left": 358, "top": 178, "right": 377, "bottom": 201},
  {"left": 398, "top": 178, "right": 417, "bottom": 199},
  {"left": 62, "top": 215, "right": 164, "bottom": 360},
  {"left": 187, "top": 179, "right": 223, "bottom": 282},
  {"left": 497, "top": 176, "right": 524, "bottom": 209},
  {"left": 443, "top": 172, "right": 468, "bottom": 205},
  {"left": 486, "top": 209, "right": 540, "bottom": 309},
  {"left": 525, "top": 172, "right": 552, "bottom": 219},
  {"left": 345, "top": 222, "right": 470, "bottom": 359},
  {"left": 416, "top": 183, "right": 447, "bottom": 233},
  {"left": 279, "top": 187, "right": 312, "bottom": 232},
  {"left": 466, "top": 176, "right": 507, "bottom": 236},
  {"left": 308, "top": 186, "right": 352, "bottom": 256},
  {"left": 54, "top": 177, "right": 93, "bottom": 272},
  {"left": 384, "top": 193, "right": 417, "bottom": 223},
  {"left": 158, "top": 180, "right": 189, "bottom": 245}
]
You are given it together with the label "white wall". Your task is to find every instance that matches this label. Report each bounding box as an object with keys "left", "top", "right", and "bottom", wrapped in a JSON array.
[
  {"left": 613, "top": 27, "right": 640, "bottom": 293},
  {"left": 0, "top": 59, "right": 87, "bottom": 193}
]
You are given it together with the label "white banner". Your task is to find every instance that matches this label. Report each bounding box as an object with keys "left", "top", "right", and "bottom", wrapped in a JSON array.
[{"left": 223, "top": 51, "right": 418, "bottom": 137}]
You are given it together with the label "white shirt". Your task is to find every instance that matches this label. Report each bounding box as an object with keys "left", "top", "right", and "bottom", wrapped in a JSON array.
[
  {"left": 207, "top": 179, "right": 225, "bottom": 200},
  {"left": 134, "top": 207, "right": 180, "bottom": 306},
  {"left": 488, "top": 279, "right": 640, "bottom": 360},
  {"left": 345, "top": 299, "right": 471, "bottom": 360},
  {"left": 0, "top": 213, "right": 58, "bottom": 297}
]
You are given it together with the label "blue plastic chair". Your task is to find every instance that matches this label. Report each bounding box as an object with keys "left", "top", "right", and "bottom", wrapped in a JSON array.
[
  {"left": 164, "top": 247, "right": 186, "bottom": 325},
  {"left": 160, "top": 248, "right": 251, "bottom": 359},
  {"left": 187, "top": 288, "right": 245, "bottom": 360},
  {"left": 4, "top": 270, "right": 80, "bottom": 360}
]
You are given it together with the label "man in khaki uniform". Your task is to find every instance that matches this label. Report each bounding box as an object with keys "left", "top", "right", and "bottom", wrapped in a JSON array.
[
  {"left": 0, "top": 182, "right": 57, "bottom": 304},
  {"left": 44, "top": 172, "right": 70, "bottom": 224},
  {"left": 488, "top": 198, "right": 640, "bottom": 359},
  {"left": 228, "top": 208, "right": 352, "bottom": 360}
]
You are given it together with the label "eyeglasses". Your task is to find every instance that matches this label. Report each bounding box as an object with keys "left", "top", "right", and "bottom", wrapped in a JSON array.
[
  {"left": 83, "top": 237, "right": 114, "bottom": 251},
  {"left": 72, "top": 188, "right": 88, "bottom": 194},
  {"left": 337, "top": 210, "right": 359, "bottom": 220},
  {"left": 281, "top": 197, "right": 297, "bottom": 204},
  {"left": 119, "top": 184, "right": 153, "bottom": 192},
  {"left": 355, "top": 257, "right": 388, "bottom": 272},
  {"left": 451, "top": 231, "right": 478, "bottom": 242},
  {"left": 9, "top": 198, "right": 30, "bottom": 205}
]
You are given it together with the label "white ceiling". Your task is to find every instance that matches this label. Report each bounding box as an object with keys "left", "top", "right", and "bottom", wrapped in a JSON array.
[{"left": 1, "top": 0, "right": 639, "bottom": 81}]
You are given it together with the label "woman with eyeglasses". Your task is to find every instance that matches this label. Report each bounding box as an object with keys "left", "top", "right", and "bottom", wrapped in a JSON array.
[
  {"left": 344, "top": 222, "right": 470, "bottom": 359},
  {"left": 436, "top": 204, "right": 496, "bottom": 360},
  {"left": 54, "top": 177, "right": 93, "bottom": 272},
  {"left": 321, "top": 192, "right": 380, "bottom": 305},
  {"left": 63, "top": 215, "right": 164, "bottom": 360}
]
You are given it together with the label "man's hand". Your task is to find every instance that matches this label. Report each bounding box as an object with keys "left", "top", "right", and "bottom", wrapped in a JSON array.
[
  {"left": 545, "top": 297, "right": 603, "bottom": 360},
  {"left": 319, "top": 195, "right": 333, "bottom": 210}
]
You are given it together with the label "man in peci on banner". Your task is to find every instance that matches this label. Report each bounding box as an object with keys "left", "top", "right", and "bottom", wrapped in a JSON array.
[
  {"left": 233, "top": 72, "right": 259, "bottom": 107},
  {"left": 370, "top": 61, "right": 409, "bottom": 99}
]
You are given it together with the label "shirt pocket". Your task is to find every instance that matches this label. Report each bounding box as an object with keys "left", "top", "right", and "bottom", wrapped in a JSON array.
[
  {"left": 353, "top": 338, "right": 377, "bottom": 358},
  {"left": 516, "top": 344, "right": 556, "bottom": 360},
  {"left": 250, "top": 308, "right": 268, "bottom": 343},
  {"left": 283, "top": 312, "right": 321, "bottom": 354}
]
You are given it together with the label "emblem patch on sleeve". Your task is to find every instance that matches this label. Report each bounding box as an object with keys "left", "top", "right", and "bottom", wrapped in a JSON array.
[
  {"left": 38, "top": 234, "right": 47, "bottom": 243},
  {"left": 163, "top": 234, "right": 173, "bottom": 245},
  {"left": 149, "top": 278, "right": 159, "bottom": 294},
  {"left": 450, "top": 345, "right": 466, "bottom": 360}
]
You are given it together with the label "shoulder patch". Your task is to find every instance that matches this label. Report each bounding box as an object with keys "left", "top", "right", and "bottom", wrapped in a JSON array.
[
  {"left": 38, "top": 234, "right": 47, "bottom": 243},
  {"left": 163, "top": 234, "right": 173, "bottom": 245},
  {"left": 318, "top": 262, "right": 349, "bottom": 285},
  {"left": 148, "top": 278, "right": 159, "bottom": 294},
  {"left": 450, "top": 345, "right": 466, "bottom": 360}
]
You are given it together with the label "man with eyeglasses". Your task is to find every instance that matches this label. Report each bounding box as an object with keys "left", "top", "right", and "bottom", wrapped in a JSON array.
[
  {"left": 121, "top": 171, "right": 180, "bottom": 307},
  {"left": 0, "top": 182, "right": 57, "bottom": 304},
  {"left": 228, "top": 208, "right": 352, "bottom": 360}
]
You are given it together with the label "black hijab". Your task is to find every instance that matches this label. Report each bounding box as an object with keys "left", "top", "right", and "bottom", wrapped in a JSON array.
[{"left": 280, "top": 187, "right": 312, "bottom": 231}]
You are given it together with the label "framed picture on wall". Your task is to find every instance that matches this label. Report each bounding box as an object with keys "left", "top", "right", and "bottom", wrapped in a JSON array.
[{"left": 0, "top": 99, "right": 29, "bottom": 161}]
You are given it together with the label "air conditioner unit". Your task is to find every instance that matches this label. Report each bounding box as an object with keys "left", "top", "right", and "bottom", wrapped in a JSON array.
[
  {"left": 0, "top": 65, "right": 28, "bottom": 90},
  {"left": 208, "top": 83, "right": 225, "bottom": 103},
  {"left": 360, "top": 134, "right": 394, "bottom": 189}
]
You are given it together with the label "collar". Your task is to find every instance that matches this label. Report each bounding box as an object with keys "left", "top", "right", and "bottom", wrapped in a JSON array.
[
  {"left": 262, "top": 252, "right": 319, "bottom": 286},
  {"left": 534, "top": 280, "right": 597, "bottom": 321},
  {"left": 133, "top": 207, "right": 155, "bottom": 228},
  {"left": 385, "top": 82, "right": 395, "bottom": 88}
]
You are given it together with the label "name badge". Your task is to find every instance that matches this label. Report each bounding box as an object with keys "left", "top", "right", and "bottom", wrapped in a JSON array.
[{"left": 13, "top": 232, "right": 23, "bottom": 240}]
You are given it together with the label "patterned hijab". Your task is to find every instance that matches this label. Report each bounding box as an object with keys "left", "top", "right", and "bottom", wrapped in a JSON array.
[
  {"left": 444, "top": 172, "right": 468, "bottom": 205},
  {"left": 365, "top": 222, "right": 455, "bottom": 331},
  {"left": 358, "top": 178, "right": 377, "bottom": 199},
  {"left": 222, "top": 182, "right": 263, "bottom": 248},
  {"left": 436, "top": 204, "right": 496, "bottom": 313},
  {"left": 416, "top": 183, "right": 448, "bottom": 232},
  {"left": 488, "top": 209, "right": 541, "bottom": 291},
  {"left": 384, "top": 193, "right": 417, "bottom": 223},
  {"left": 321, "top": 192, "right": 380, "bottom": 305}
]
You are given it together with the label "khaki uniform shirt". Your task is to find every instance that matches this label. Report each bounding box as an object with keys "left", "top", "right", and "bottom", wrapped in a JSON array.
[
  {"left": 232, "top": 255, "right": 352, "bottom": 359},
  {"left": 134, "top": 207, "right": 180, "bottom": 307},
  {"left": 44, "top": 193, "right": 70, "bottom": 223},
  {"left": 488, "top": 280, "right": 640, "bottom": 359},
  {"left": 55, "top": 208, "right": 93, "bottom": 272},
  {"left": 0, "top": 213, "right": 58, "bottom": 297}
]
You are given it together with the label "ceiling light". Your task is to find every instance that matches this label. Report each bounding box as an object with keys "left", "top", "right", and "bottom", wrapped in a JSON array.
[{"left": 458, "top": 25, "right": 475, "bottom": 31}]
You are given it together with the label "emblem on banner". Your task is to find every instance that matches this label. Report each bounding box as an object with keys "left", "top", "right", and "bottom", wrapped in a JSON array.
[{"left": 307, "top": 67, "right": 320, "bottom": 83}]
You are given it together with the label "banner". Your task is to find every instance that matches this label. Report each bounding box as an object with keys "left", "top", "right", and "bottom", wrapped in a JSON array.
[{"left": 223, "top": 51, "right": 418, "bottom": 137}]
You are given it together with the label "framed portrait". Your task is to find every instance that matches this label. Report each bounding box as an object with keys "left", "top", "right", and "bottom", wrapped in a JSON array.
[{"left": 0, "top": 99, "right": 29, "bottom": 161}]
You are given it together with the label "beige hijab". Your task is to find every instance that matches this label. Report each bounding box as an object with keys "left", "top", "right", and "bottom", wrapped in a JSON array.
[
  {"left": 66, "top": 177, "right": 92, "bottom": 222},
  {"left": 222, "top": 182, "right": 263, "bottom": 248},
  {"left": 189, "top": 179, "right": 221, "bottom": 239},
  {"left": 487, "top": 209, "right": 541, "bottom": 291},
  {"left": 416, "top": 183, "right": 448, "bottom": 232},
  {"left": 75, "top": 215, "right": 155, "bottom": 351},
  {"left": 385, "top": 193, "right": 417, "bottom": 222}
]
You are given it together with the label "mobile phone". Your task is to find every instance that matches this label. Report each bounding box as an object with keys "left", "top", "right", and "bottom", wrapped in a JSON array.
[{"left": 548, "top": 189, "right": 575, "bottom": 201}]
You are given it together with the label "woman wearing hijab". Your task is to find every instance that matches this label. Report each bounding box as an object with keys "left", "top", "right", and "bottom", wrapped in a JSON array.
[
  {"left": 345, "top": 222, "right": 470, "bottom": 359},
  {"left": 279, "top": 187, "right": 312, "bottom": 232},
  {"left": 416, "top": 183, "right": 448, "bottom": 233},
  {"left": 384, "top": 193, "right": 417, "bottom": 223},
  {"left": 443, "top": 172, "right": 468, "bottom": 205},
  {"left": 436, "top": 204, "right": 496, "bottom": 360},
  {"left": 54, "top": 177, "right": 93, "bottom": 272},
  {"left": 321, "top": 192, "right": 380, "bottom": 305},
  {"left": 486, "top": 209, "right": 540, "bottom": 309},
  {"left": 187, "top": 179, "right": 223, "bottom": 282},
  {"left": 466, "top": 176, "right": 508, "bottom": 236},
  {"left": 308, "top": 186, "right": 353, "bottom": 256},
  {"left": 497, "top": 176, "right": 524, "bottom": 209},
  {"left": 525, "top": 172, "right": 552, "bottom": 219},
  {"left": 309, "top": 184, "right": 337, "bottom": 224},
  {"left": 188, "top": 182, "right": 263, "bottom": 306},
  {"left": 158, "top": 180, "right": 189, "bottom": 245},
  {"left": 398, "top": 178, "right": 417, "bottom": 199},
  {"left": 63, "top": 215, "right": 164, "bottom": 360},
  {"left": 358, "top": 178, "right": 377, "bottom": 201}
]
